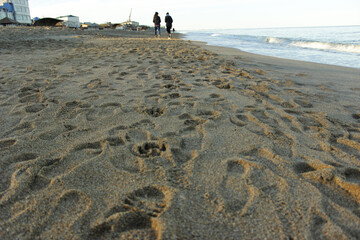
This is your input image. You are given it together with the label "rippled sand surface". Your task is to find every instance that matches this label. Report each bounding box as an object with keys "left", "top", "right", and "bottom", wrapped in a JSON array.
[{"left": 1, "top": 27, "right": 360, "bottom": 239}]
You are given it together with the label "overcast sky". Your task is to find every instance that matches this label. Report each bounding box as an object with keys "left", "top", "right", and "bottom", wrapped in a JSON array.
[{"left": 29, "top": 0, "right": 360, "bottom": 30}]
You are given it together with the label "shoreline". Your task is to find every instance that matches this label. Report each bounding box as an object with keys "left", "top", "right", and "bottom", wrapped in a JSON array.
[
  {"left": 191, "top": 39, "right": 360, "bottom": 71},
  {"left": 1, "top": 27, "right": 359, "bottom": 239},
  {"left": 190, "top": 40, "right": 360, "bottom": 94},
  {"left": 190, "top": 40, "right": 360, "bottom": 115},
  {"left": 185, "top": 26, "right": 360, "bottom": 69}
]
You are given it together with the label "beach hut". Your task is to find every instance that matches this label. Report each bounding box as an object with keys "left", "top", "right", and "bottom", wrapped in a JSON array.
[
  {"left": 0, "top": 16, "right": 19, "bottom": 26},
  {"left": 81, "top": 22, "right": 99, "bottom": 30},
  {"left": 57, "top": 15, "right": 80, "bottom": 28}
]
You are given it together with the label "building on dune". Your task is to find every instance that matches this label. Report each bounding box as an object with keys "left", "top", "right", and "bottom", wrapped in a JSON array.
[
  {"left": 33, "top": 18, "right": 63, "bottom": 27},
  {"left": 57, "top": 15, "right": 81, "bottom": 28},
  {"left": 0, "top": 0, "right": 31, "bottom": 25},
  {"left": 0, "top": 16, "right": 18, "bottom": 26}
]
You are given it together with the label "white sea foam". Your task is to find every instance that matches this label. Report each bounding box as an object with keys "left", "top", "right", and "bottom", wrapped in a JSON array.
[
  {"left": 264, "top": 36, "right": 360, "bottom": 54},
  {"left": 290, "top": 41, "right": 360, "bottom": 54},
  {"left": 265, "top": 37, "right": 284, "bottom": 44},
  {"left": 184, "top": 26, "right": 360, "bottom": 69}
]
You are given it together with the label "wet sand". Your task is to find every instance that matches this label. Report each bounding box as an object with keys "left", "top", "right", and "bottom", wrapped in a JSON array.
[{"left": 1, "top": 27, "right": 360, "bottom": 239}]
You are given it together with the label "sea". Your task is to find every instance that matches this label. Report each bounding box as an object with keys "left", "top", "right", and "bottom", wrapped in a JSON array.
[{"left": 183, "top": 25, "right": 360, "bottom": 69}]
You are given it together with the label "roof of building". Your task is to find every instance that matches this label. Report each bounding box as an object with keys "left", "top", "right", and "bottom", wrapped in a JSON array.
[
  {"left": 33, "top": 18, "right": 63, "bottom": 26},
  {"left": 0, "top": 2, "right": 15, "bottom": 12},
  {"left": 58, "top": 15, "right": 78, "bottom": 18},
  {"left": 0, "top": 17, "right": 19, "bottom": 25}
]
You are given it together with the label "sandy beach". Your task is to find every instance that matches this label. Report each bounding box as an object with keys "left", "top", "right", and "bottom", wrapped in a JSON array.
[{"left": 0, "top": 27, "right": 360, "bottom": 239}]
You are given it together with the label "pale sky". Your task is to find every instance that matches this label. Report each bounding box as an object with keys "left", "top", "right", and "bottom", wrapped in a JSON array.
[{"left": 28, "top": 0, "right": 360, "bottom": 30}]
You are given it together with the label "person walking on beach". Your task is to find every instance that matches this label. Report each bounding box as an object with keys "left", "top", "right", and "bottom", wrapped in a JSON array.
[
  {"left": 165, "top": 12, "right": 173, "bottom": 39},
  {"left": 153, "top": 12, "right": 161, "bottom": 38}
]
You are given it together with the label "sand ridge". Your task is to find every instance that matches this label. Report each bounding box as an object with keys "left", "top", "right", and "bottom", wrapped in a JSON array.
[{"left": 0, "top": 27, "right": 360, "bottom": 239}]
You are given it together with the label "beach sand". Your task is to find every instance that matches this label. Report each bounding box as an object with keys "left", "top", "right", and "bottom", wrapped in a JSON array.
[{"left": 1, "top": 27, "right": 360, "bottom": 239}]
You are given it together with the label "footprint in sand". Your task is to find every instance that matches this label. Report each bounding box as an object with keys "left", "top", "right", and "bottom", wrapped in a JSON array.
[
  {"left": 309, "top": 214, "right": 328, "bottom": 240},
  {"left": 293, "top": 98, "right": 313, "bottom": 108},
  {"left": 39, "top": 124, "right": 77, "bottom": 141},
  {"left": 336, "top": 167, "right": 360, "bottom": 202},
  {"left": 296, "top": 116, "right": 323, "bottom": 131},
  {"left": 214, "top": 82, "right": 233, "bottom": 90},
  {"left": 24, "top": 103, "right": 46, "bottom": 113},
  {"left": 37, "top": 190, "right": 91, "bottom": 239},
  {"left": 352, "top": 113, "right": 360, "bottom": 122},
  {"left": 342, "top": 168, "right": 360, "bottom": 184},
  {"left": 5, "top": 121, "right": 34, "bottom": 137},
  {"left": 82, "top": 79, "right": 104, "bottom": 89},
  {"left": 56, "top": 100, "right": 90, "bottom": 120},
  {"left": 108, "top": 125, "right": 128, "bottom": 136},
  {"left": 122, "top": 186, "right": 168, "bottom": 218},
  {"left": 115, "top": 128, "right": 175, "bottom": 171},
  {"left": 85, "top": 103, "right": 123, "bottom": 121},
  {"left": 109, "top": 153, "right": 143, "bottom": 173},
  {"left": 295, "top": 160, "right": 360, "bottom": 203},
  {"left": 0, "top": 153, "right": 54, "bottom": 207},
  {"left": 181, "top": 115, "right": 206, "bottom": 128},
  {"left": 0, "top": 153, "right": 38, "bottom": 193},
  {"left": 159, "top": 74, "right": 179, "bottom": 81},
  {"left": 74, "top": 141, "right": 104, "bottom": 155},
  {"left": 0, "top": 139, "right": 17, "bottom": 148},
  {"left": 196, "top": 109, "right": 221, "bottom": 120},
  {"left": 41, "top": 137, "right": 123, "bottom": 179},
  {"left": 170, "top": 133, "right": 202, "bottom": 166},
  {"left": 164, "top": 93, "right": 182, "bottom": 100},
  {"left": 131, "top": 142, "right": 167, "bottom": 158},
  {"left": 280, "top": 101, "right": 297, "bottom": 109},
  {"left": 230, "top": 114, "right": 248, "bottom": 127},
  {"left": 89, "top": 186, "right": 170, "bottom": 239},
  {"left": 19, "top": 93, "right": 43, "bottom": 104},
  {"left": 229, "top": 110, "right": 267, "bottom": 136},
  {"left": 294, "top": 162, "right": 360, "bottom": 234},
  {"left": 293, "top": 162, "right": 316, "bottom": 174},
  {"left": 218, "top": 159, "right": 255, "bottom": 215},
  {"left": 144, "top": 93, "right": 164, "bottom": 104},
  {"left": 18, "top": 86, "right": 43, "bottom": 103},
  {"left": 129, "top": 119, "right": 157, "bottom": 130},
  {"left": 144, "top": 106, "right": 165, "bottom": 117},
  {"left": 161, "top": 83, "right": 179, "bottom": 90},
  {"left": 209, "top": 93, "right": 222, "bottom": 99}
]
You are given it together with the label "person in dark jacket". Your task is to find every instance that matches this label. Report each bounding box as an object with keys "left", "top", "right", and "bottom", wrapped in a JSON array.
[
  {"left": 153, "top": 12, "right": 161, "bottom": 38},
  {"left": 165, "top": 12, "right": 173, "bottom": 39}
]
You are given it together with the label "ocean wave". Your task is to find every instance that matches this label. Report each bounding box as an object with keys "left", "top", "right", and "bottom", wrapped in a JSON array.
[
  {"left": 211, "top": 33, "right": 222, "bottom": 37},
  {"left": 265, "top": 37, "right": 360, "bottom": 54},
  {"left": 265, "top": 37, "right": 285, "bottom": 44},
  {"left": 291, "top": 41, "right": 360, "bottom": 54}
]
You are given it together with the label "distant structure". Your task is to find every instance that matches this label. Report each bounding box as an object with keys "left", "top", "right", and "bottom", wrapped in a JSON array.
[
  {"left": 0, "top": 0, "right": 31, "bottom": 24},
  {"left": 0, "top": 16, "right": 18, "bottom": 26},
  {"left": 33, "top": 18, "right": 63, "bottom": 27},
  {"left": 58, "top": 15, "right": 80, "bottom": 28},
  {"left": 119, "top": 8, "right": 139, "bottom": 30},
  {"left": 81, "top": 22, "right": 99, "bottom": 30}
]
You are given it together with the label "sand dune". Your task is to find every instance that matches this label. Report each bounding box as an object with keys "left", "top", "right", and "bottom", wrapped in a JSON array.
[{"left": 0, "top": 27, "right": 360, "bottom": 239}]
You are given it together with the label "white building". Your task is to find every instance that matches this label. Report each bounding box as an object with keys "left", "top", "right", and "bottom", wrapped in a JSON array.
[
  {"left": 0, "top": 0, "right": 31, "bottom": 24},
  {"left": 58, "top": 15, "right": 80, "bottom": 28}
]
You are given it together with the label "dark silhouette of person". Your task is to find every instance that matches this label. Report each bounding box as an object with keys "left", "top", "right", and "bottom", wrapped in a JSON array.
[
  {"left": 165, "top": 12, "right": 173, "bottom": 39},
  {"left": 153, "top": 12, "right": 161, "bottom": 37}
]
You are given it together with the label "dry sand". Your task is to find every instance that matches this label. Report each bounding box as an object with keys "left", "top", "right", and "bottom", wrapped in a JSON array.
[{"left": 0, "top": 27, "right": 360, "bottom": 239}]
